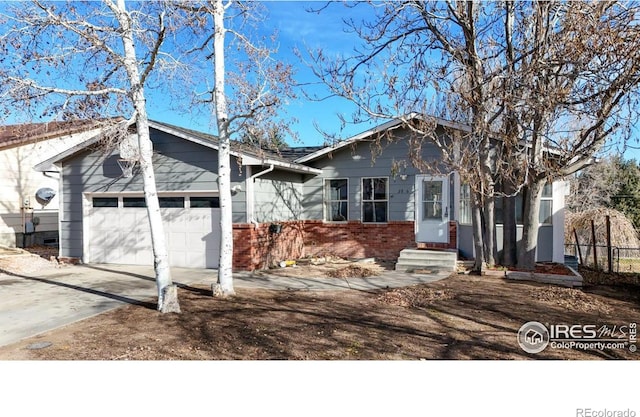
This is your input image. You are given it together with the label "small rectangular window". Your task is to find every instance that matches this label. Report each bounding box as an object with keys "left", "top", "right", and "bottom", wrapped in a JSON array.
[
  {"left": 190, "top": 196, "right": 220, "bottom": 208},
  {"left": 159, "top": 197, "right": 185, "bottom": 208},
  {"left": 459, "top": 184, "right": 471, "bottom": 224},
  {"left": 363, "top": 177, "right": 388, "bottom": 223},
  {"left": 324, "top": 179, "right": 348, "bottom": 221},
  {"left": 422, "top": 180, "right": 442, "bottom": 220},
  {"left": 123, "top": 197, "right": 147, "bottom": 208},
  {"left": 540, "top": 183, "right": 553, "bottom": 224},
  {"left": 92, "top": 197, "right": 118, "bottom": 208}
]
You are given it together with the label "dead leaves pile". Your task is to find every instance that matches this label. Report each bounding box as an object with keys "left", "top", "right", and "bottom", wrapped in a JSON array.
[
  {"left": 530, "top": 286, "right": 613, "bottom": 314},
  {"left": 326, "top": 265, "right": 381, "bottom": 278},
  {"left": 377, "top": 286, "right": 454, "bottom": 308}
]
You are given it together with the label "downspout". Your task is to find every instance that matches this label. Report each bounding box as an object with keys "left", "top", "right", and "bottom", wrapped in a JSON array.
[{"left": 247, "top": 164, "right": 275, "bottom": 225}]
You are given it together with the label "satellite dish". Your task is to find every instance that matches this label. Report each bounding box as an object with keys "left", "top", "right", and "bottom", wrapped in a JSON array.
[{"left": 35, "top": 187, "right": 56, "bottom": 206}]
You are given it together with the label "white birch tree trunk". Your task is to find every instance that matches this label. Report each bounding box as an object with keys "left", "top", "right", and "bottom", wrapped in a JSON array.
[
  {"left": 114, "top": 0, "right": 179, "bottom": 312},
  {"left": 212, "top": 0, "right": 235, "bottom": 297}
]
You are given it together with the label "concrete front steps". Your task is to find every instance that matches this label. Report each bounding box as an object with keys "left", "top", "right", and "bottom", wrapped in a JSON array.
[{"left": 395, "top": 249, "right": 458, "bottom": 273}]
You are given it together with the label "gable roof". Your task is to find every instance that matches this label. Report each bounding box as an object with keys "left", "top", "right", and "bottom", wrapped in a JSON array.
[
  {"left": 34, "top": 119, "right": 321, "bottom": 175},
  {"left": 0, "top": 119, "right": 109, "bottom": 150},
  {"left": 294, "top": 115, "right": 471, "bottom": 164}
]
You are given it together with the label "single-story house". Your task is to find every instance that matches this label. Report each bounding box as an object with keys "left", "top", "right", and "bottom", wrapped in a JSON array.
[
  {"left": 0, "top": 120, "right": 107, "bottom": 247},
  {"left": 34, "top": 118, "right": 567, "bottom": 270}
]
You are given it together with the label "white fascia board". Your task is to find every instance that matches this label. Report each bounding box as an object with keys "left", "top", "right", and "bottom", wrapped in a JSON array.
[{"left": 33, "top": 131, "right": 104, "bottom": 172}]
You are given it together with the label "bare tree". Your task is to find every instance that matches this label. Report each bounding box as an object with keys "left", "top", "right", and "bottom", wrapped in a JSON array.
[
  {"left": 0, "top": 0, "right": 187, "bottom": 312},
  {"left": 306, "top": 1, "right": 511, "bottom": 270},
  {"left": 509, "top": 1, "right": 640, "bottom": 269},
  {"left": 566, "top": 157, "right": 619, "bottom": 213},
  {"left": 180, "top": 0, "right": 296, "bottom": 296},
  {"left": 306, "top": 0, "right": 640, "bottom": 270}
]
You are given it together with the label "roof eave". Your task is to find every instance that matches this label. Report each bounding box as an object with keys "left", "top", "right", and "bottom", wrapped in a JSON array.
[
  {"left": 261, "top": 159, "right": 322, "bottom": 175},
  {"left": 294, "top": 115, "right": 472, "bottom": 164},
  {"left": 33, "top": 128, "right": 110, "bottom": 172}
]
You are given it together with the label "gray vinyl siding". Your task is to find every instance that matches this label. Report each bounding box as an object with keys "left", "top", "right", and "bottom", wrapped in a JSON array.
[
  {"left": 459, "top": 224, "right": 554, "bottom": 262},
  {"left": 301, "top": 128, "right": 444, "bottom": 222},
  {"left": 59, "top": 127, "right": 246, "bottom": 258},
  {"left": 254, "top": 170, "right": 304, "bottom": 222}
]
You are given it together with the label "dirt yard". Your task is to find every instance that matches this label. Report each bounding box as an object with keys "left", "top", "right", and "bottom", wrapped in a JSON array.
[{"left": 0, "top": 252, "right": 637, "bottom": 359}]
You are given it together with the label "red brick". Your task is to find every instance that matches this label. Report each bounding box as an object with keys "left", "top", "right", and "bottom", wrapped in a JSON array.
[{"left": 232, "top": 220, "right": 442, "bottom": 271}]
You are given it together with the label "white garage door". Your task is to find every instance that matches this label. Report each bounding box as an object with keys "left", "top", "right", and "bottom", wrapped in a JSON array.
[{"left": 87, "top": 195, "right": 220, "bottom": 268}]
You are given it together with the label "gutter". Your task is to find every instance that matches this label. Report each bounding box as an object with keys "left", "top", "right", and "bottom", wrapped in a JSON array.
[{"left": 42, "top": 170, "right": 60, "bottom": 179}]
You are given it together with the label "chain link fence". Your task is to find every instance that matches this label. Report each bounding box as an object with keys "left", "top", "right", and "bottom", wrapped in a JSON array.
[{"left": 565, "top": 244, "right": 640, "bottom": 273}]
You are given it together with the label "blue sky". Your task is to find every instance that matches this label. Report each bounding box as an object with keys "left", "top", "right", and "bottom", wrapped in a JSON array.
[
  {"left": 146, "top": 1, "right": 381, "bottom": 148},
  {"left": 2, "top": 0, "right": 639, "bottom": 161},
  {"left": 146, "top": 0, "right": 640, "bottom": 161}
]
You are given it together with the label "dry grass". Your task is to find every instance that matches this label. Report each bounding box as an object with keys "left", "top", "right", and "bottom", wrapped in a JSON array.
[
  {"left": 0, "top": 272, "right": 637, "bottom": 360},
  {"left": 566, "top": 208, "right": 639, "bottom": 248}
]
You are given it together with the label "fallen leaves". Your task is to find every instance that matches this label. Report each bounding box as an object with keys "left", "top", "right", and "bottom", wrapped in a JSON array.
[
  {"left": 529, "top": 286, "right": 613, "bottom": 313},
  {"left": 378, "top": 286, "right": 455, "bottom": 308}
]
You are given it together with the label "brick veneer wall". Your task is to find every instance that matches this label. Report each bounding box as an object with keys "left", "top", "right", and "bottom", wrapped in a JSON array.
[
  {"left": 233, "top": 220, "right": 456, "bottom": 271},
  {"left": 233, "top": 222, "right": 305, "bottom": 271}
]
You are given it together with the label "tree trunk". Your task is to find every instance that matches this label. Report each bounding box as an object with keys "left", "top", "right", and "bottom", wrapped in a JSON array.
[
  {"left": 482, "top": 193, "right": 497, "bottom": 266},
  {"left": 115, "top": 0, "right": 179, "bottom": 313},
  {"left": 517, "top": 179, "right": 544, "bottom": 270},
  {"left": 501, "top": 177, "right": 518, "bottom": 267},
  {"left": 471, "top": 190, "right": 485, "bottom": 272},
  {"left": 212, "top": 0, "right": 235, "bottom": 297},
  {"left": 500, "top": 0, "right": 518, "bottom": 268}
]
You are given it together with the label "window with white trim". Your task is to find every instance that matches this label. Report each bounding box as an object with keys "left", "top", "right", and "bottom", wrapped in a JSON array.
[
  {"left": 539, "top": 183, "right": 553, "bottom": 224},
  {"left": 459, "top": 184, "right": 471, "bottom": 224},
  {"left": 324, "top": 179, "right": 348, "bottom": 221},
  {"left": 362, "top": 177, "right": 388, "bottom": 223}
]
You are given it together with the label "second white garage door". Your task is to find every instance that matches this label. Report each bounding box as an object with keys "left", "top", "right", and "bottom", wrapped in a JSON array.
[{"left": 87, "top": 195, "right": 221, "bottom": 268}]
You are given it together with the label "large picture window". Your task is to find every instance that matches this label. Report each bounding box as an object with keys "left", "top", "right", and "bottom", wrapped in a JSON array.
[
  {"left": 472, "top": 182, "right": 552, "bottom": 225},
  {"left": 324, "top": 179, "right": 348, "bottom": 221},
  {"left": 362, "top": 177, "right": 388, "bottom": 223}
]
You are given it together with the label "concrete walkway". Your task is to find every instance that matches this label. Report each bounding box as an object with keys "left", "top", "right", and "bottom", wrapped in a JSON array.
[{"left": 0, "top": 264, "right": 449, "bottom": 347}]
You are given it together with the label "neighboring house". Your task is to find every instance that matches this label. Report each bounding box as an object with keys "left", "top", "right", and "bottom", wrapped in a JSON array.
[
  {"left": 35, "top": 118, "right": 567, "bottom": 270},
  {"left": 0, "top": 120, "right": 108, "bottom": 247}
]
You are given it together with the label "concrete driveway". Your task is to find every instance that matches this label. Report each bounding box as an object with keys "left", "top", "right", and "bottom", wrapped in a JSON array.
[{"left": 0, "top": 263, "right": 449, "bottom": 347}]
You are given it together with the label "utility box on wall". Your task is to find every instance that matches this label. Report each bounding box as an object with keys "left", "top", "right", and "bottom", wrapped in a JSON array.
[{"left": 269, "top": 223, "right": 283, "bottom": 234}]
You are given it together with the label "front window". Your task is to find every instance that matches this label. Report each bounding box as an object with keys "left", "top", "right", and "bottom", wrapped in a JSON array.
[
  {"left": 539, "top": 183, "right": 553, "bottom": 224},
  {"left": 362, "top": 177, "right": 388, "bottom": 223},
  {"left": 324, "top": 179, "right": 348, "bottom": 221},
  {"left": 491, "top": 183, "right": 552, "bottom": 225},
  {"left": 459, "top": 184, "right": 471, "bottom": 224}
]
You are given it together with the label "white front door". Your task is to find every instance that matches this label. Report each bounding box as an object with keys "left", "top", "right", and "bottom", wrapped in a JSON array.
[{"left": 416, "top": 175, "right": 449, "bottom": 243}]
